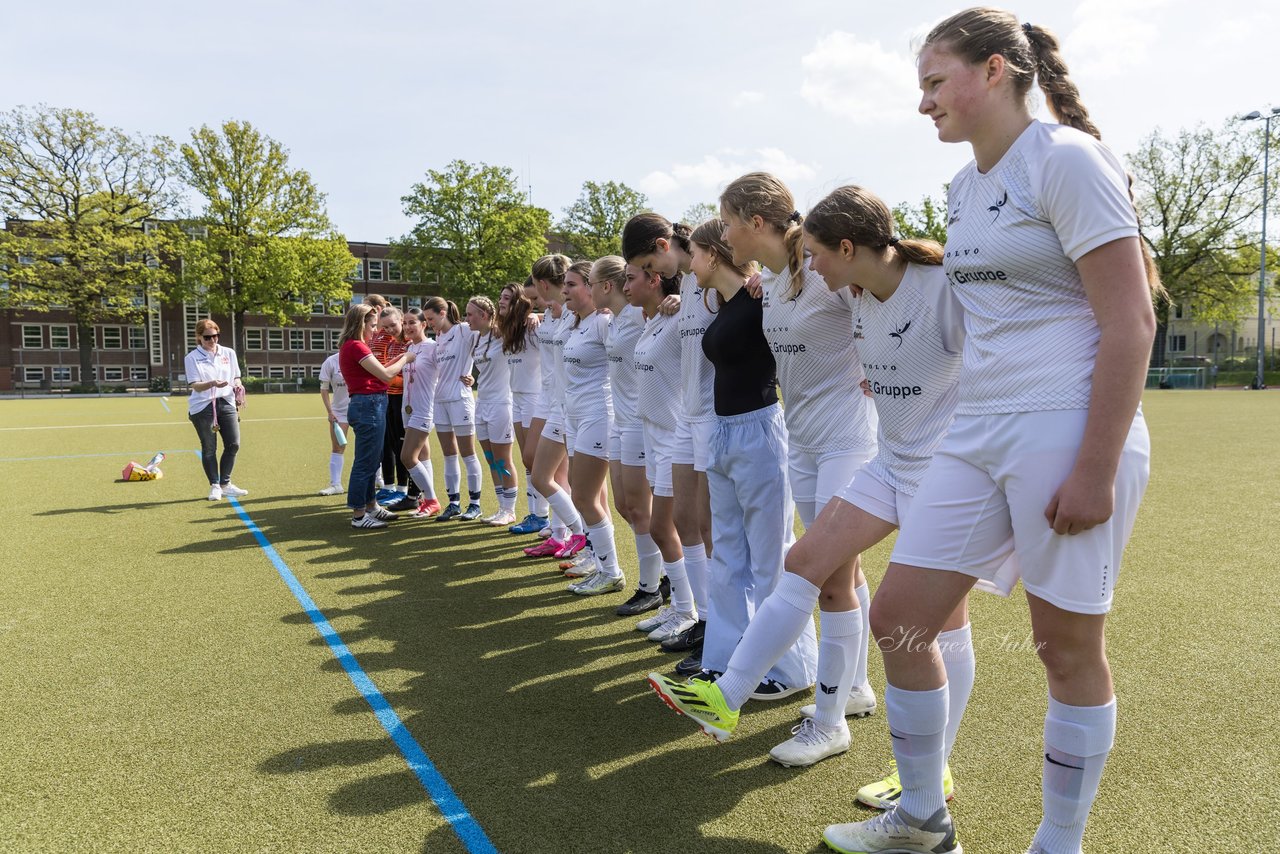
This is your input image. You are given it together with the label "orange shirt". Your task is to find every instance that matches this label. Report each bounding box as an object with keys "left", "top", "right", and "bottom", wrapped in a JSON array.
[{"left": 370, "top": 331, "right": 407, "bottom": 395}]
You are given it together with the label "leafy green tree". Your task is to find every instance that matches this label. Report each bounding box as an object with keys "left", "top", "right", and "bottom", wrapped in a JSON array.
[
  {"left": 892, "top": 192, "right": 949, "bottom": 245},
  {"left": 0, "top": 105, "right": 180, "bottom": 384},
  {"left": 556, "top": 180, "right": 647, "bottom": 260},
  {"left": 1128, "top": 119, "right": 1267, "bottom": 365},
  {"left": 393, "top": 160, "right": 550, "bottom": 302},
  {"left": 175, "top": 120, "right": 352, "bottom": 363},
  {"left": 681, "top": 202, "right": 720, "bottom": 227}
]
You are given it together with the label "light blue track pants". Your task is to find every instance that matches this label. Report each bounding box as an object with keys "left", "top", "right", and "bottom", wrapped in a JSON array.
[{"left": 702, "top": 403, "right": 817, "bottom": 688}]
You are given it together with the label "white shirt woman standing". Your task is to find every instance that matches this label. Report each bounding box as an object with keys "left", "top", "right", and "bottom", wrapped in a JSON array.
[{"left": 184, "top": 318, "right": 246, "bottom": 501}]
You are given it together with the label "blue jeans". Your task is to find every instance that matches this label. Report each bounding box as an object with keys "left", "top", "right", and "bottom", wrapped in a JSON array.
[
  {"left": 189, "top": 398, "right": 240, "bottom": 485},
  {"left": 347, "top": 393, "right": 387, "bottom": 510}
]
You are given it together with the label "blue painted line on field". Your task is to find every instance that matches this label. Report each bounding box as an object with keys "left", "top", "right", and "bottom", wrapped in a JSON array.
[
  {"left": 226, "top": 497, "right": 498, "bottom": 854},
  {"left": 0, "top": 449, "right": 198, "bottom": 463}
]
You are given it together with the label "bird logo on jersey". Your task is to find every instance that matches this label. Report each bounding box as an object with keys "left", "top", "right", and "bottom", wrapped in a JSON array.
[
  {"left": 988, "top": 191, "right": 1008, "bottom": 221},
  {"left": 890, "top": 320, "right": 911, "bottom": 348}
]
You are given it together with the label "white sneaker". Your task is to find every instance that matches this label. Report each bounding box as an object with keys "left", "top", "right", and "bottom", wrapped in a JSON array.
[
  {"left": 207, "top": 484, "right": 223, "bottom": 501},
  {"left": 369, "top": 505, "right": 397, "bottom": 521},
  {"left": 800, "top": 682, "right": 877, "bottom": 720},
  {"left": 222, "top": 484, "right": 248, "bottom": 497},
  {"left": 569, "top": 571, "right": 625, "bottom": 596},
  {"left": 823, "top": 806, "right": 961, "bottom": 854},
  {"left": 486, "top": 510, "right": 517, "bottom": 527},
  {"left": 351, "top": 513, "right": 387, "bottom": 530},
  {"left": 647, "top": 609, "right": 697, "bottom": 643},
  {"left": 318, "top": 484, "right": 345, "bottom": 496},
  {"left": 636, "top": 605, "right": 674, "bottom": 633},
  {"left": 537, "top": 525, "right": 553, "bottom": 539},
  {"left": 768, "top": 718, "right": 850, "bottom": 768}
]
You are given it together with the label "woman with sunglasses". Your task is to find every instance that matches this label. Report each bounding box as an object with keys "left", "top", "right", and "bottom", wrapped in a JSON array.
[{"left": 185, "top": 318, "right": 247, "bottom": 501}]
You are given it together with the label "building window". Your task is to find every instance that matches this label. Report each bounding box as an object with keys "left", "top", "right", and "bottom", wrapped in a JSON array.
[
  {"left": 246, "top": 329, "right": 263, "bottom": 351},
  {"left": 102, "top": 327, "right": 123, "bottom": 349},
  {"left": 311, "top": 300, "right": 326, "bottom": 315},
  {"left": 131, "top": 288, "right": 146, "bottom": 308},
  {"left": 268, "top": 366, "right": 286, "bottom": 379},
  {"left": 266, "top": 329, "right": 284, "bottom": 351},
  {"left": 289, "top": 329, "right": 304, "bottom": 350},
  {"left": 368, "top": 260, "right": 384, "bottom": 281},
  {"left": 1168, "top": 335, "right": 1187, "bottom": 353},
  {"left": 22, "top": 325, "right": 42, "bottom": 348},
  {"left": 389, "top": 296, "right": 404, "bottom": 310},
  {"left": 388, "top": 260, "right": 402, "bottom": 281},
  {"left": 129, "top": 326, "right": 146, "bottom": 350},
  {"left": 309, "top": 329, "right": 326, "bottom": 351},
  {"left": 50, "top": 325, "right": 71, "bottom": 349},
  {"left": 407, "top": 296, "right": 422, "bottom": 310},
  {"left": 349, "top": 259, "right": 363, "bottom": 281},
  {"left": 290, "top": 365, "right": 307, "bottom": 378},
  {"left": 247, "top": 366, "right": 264, "bottom": 378},
  {"left": 130, "top": 367, "right": 149, "bottom": 381},
  {"left": 103, "top": 367, "right": 124, "bottom": 382},
  {"left": 51, "top": 367, "right": 72, "bottom": 383},
  {"left": 329, "top": 329, "right": 341, "bottom": 350},
  {"left": 1173, "top": 303, "right": 1184, "bottom": 320},
  {"left": 24, "top": 367, "right": 43, "bottom": 383},
  {"left": 309, "top": 364, "right": 324, "bottom": 377}
]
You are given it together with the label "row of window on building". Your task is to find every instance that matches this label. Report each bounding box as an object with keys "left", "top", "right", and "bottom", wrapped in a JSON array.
[{"left": 18, "top": 362, "right": 332, "bottom": 385}]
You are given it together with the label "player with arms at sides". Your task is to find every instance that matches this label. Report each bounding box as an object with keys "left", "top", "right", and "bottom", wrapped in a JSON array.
[
  {"left": 822, "top": 9, "right": 1160, "bottom": 854},
  {"left": 621, "top": 214, "right": 715, "bottom": 675},
  {"left": 317, "top": 348, "right": 350, "bottom": 496},
  {"left": 424, "top": 297, "right": 483, "bottom": 522},
  {"left": 398, "top": 308, "right": 441, "bottom": 518},
  {"left": 500, "top": 279, "right": 547, "bottom": 531},
  {"left": 467, "top": 296, "right": 520, "bottom": 527}
]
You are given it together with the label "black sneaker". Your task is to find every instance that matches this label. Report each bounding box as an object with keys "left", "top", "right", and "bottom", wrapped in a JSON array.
[
  {"left": 659, "top": 575, "right": 671, "bottom": 602},
  {"left": 674, "top": 651, "right": 703, "bottom": 678},
  {"left": 689, "top": 669, "right": 721, "bottom": 683},
  {"left": 616, "top": 587, "right": 664, "bottom": 617},
  {"left": 387, "top": 494, "right": 418, "bottom": 512},
  {"left": 435, "top": 502, "right": 462, "bottom": 521},
  {"left": 660, "top": 619, "right": 705, "bottom": 653},
  {"left": 749, "top": 678, "right": 808, "bottom": 702},
  {"left": 458, "top": 503, "right": 483, "bottom": 521}
]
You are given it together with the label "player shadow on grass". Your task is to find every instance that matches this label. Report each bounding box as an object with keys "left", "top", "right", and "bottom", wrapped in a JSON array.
[{"left": 243, "top": 498, "right": 840, "bottom": 853}]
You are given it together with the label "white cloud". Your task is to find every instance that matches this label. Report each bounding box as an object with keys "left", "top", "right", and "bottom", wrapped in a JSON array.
[
  {"left": 1067, "top": 0, "right": 1173, "bottom": 80},
  {"left": 799, "top": 31, "right": 920, "bottom": 124},
  {"left": 732, "top": 90, "right": 765, "bottom": 107},
  {"left": 639, "top": 148, "right": 819, "bottom": 198}
]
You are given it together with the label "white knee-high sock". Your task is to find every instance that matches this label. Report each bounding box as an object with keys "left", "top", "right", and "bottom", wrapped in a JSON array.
[
  {"left": 528, "top": 474, "right": 549, "bottom": 516},
  {"left": 328, "top": 452, "right": 344, "bottom": 486},
  {"left": 682, "top": 542, "right": 709, "bottom": 614},
  {"left": 1032, "top": 697, "right": 1116, "bottom": 854},
  {"left": 500, "top": 487, "right": 518, "bottom": 513},
  {"left": 886, "top": 684, "right": 950, "bottom": 820},
  {"left": 463, "top": 454, "right": 483, "bottom": 499},
  {"left": 545, "top": 488, "right": 582, "bottom": 536},
  {"left": 585, "top": 518, "right": 621, "bottom": 577},
  {"left": 443, "top": 455, "right": 461, "bottom": 500},
  {"left": 717, "top": 573, "right": 820, "bottom": 711},
  {"left": 662, "top": 558, "right": 695, "bottom": 616},
  {"left": 814, "top": 608, "right": 865, "bottom": 729},
  {"left": 937, "top": 623, "right": 975, "bottom": 761},
  {"left": 854, "top": 581, "right": 871, "bottom": 687},
  {"left": 409, "top": 461, "right": 436, "bottom": 500},
  {"left": 635, "top": 531, "right": 663, "bottom": 593}
]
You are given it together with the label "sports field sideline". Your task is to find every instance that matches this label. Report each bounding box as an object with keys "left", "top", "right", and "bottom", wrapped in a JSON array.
[{"left": 1, "top": 392, "right": 1276, "bottom": 853}]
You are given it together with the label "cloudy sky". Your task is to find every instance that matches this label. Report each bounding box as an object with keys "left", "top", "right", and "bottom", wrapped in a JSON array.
[{"left": 9, "top": 0, "right": 1277, "bottom": 242}]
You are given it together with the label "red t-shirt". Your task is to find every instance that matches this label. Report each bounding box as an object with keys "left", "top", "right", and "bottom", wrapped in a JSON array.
[{"left": 339, "top": 339, "right": 388, "bottom": 395}]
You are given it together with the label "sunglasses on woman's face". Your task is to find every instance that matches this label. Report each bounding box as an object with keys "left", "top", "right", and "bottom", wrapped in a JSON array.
[{"left": 202, "top": 333, "right": 220, "bottom": 341}]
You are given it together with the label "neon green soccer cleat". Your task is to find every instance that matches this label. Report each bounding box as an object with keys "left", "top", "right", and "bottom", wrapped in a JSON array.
[
  {"left": 646, "top": 672, "right": 739, "bottom": 742},
  {"left": 855, "top": 761, "right": 955, "bottom": 810}
]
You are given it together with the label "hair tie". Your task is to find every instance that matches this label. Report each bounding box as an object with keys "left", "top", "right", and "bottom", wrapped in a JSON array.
[
  {"left": 787, "top": 210, "right": 802, "bottom": 224},
  {"left": 888, "top": 236, "right": 900, "bottom": 247},
  {"left": 1022, "top": 21, "right": 1034, "bottom": 35}
]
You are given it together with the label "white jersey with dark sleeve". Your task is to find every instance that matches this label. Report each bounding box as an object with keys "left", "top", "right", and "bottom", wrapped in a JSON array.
[
  {"left": 433, "top": 323, "right": 476, "bottom": 403},
  {"left": 319, "top": 353, "right": 350, "bottom": 418},
  {"left": 506, "top": 319, "right": 541, "bottom": 395},
  {"left": 759, "top": 263, "right": 877, "bottom": 454},
  {"left": 473, "top": 330, "right": 512, "bottom": 404},
  {"left": 606, "top": 304, "right": 645, "bottom": 427},
  {"left": 855, "top": 264, "right": 966, "bottom": 495},
  {"left": 562, "top": 310, "right": 613, "bottom": 419},
  {"left": 943, "top": 119, "right": 1139, "bottom": 415},
  {"left": 631, "top": 310, "right": 683, "bottom": 432},
  {"left": 402, "top": 339, "right": 440, "bottom": 419},
  {"left": 677, "top": 272, "right": 717, "bottom": 423}
]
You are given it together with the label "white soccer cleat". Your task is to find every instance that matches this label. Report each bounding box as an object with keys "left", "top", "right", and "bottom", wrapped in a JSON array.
[
  {"left": 318, "top": 484, "right": 345, "bottom": 496},
  {"left": 768, "top": 718, "right": 850, "bottom": 768},
  {"left": 823, "top": 806, "right": 962, "bottom": 854},
  {"left": 801, "top": 683, "right": 877, "bottom": 720},
  {"left": 647, "top": 609, "right": 697, "bottom": 643}
]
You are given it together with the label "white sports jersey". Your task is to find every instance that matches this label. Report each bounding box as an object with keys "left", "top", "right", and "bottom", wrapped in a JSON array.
[
  {"left": 562, "top": 310, "right": 613, "bottom": 418},
  {"left": 434, "top": 323, "right": 476, "bottom": 402},
  {"left": 606, "top": 304, "right": 645, "bottom": 427},
  {"left": 677, "top": 272, "right": 716, "bottom": 422},
  {"left": 548, "top": 309, "right": 574, "bottom": 408},
  {"left": 760, "top": 262, "right": 877, "bottom": 454},
  {"left": 401, "top": 339, "right": 439, "bottom": 420},
  {"left": 943, "top": 120, "right": 1139, "bottom": 414},
  {"left": 535, "top": 306, "right": 563, "bottom": 398},
  {"left": 318, "top": 353, "right": 349, "bottom": 418},
  {"left": 854, "top": 264, "right": 966, "bottom": 495},
  {"left": 632, "top": 310, "right": 682, "bottom": 431},
  {"left": 505, "top": 318, "right": 541, "bottom": 395},
  {"left": 472, "top": 329, "right": 512, "bottom": 404}
]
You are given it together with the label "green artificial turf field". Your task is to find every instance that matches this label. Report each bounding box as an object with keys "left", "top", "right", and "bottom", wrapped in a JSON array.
[{"left": 1, "top": 391, "right": 1276, "bottom": 853}]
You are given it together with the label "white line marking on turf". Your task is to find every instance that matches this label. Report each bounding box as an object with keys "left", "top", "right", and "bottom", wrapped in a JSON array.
[{"left": 0, "top": 416, "right": 321, "bottom": 431}]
